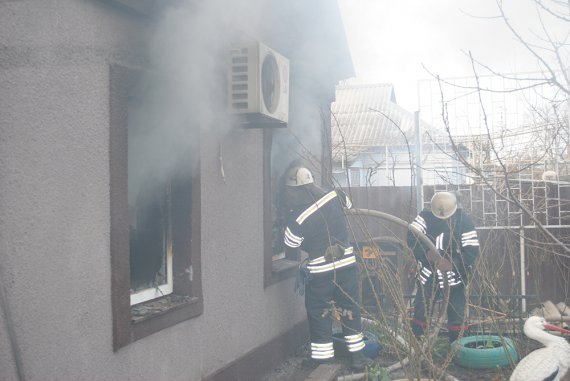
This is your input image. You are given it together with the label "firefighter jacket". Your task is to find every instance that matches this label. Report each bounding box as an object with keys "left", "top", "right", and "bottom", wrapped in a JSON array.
[
  {"left": 407, "top": 208, "right": 479, "bottom": 288},
  {"left": 284, "top": 187, "right": 355, "bottom": 274}
]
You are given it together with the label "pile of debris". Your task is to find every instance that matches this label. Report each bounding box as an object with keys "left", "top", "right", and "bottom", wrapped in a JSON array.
[{"left": 531, "top": 300, "right": 570, "bottom": 328}]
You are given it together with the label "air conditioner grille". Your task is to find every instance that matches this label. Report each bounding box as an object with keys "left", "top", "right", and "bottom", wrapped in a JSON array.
[
  {"left": 232, "top": 66, "right": 248, "bottom": 73},
  {"left": 230, "top": 48, "right": 250, "bottom": 111},
  {"left": 232, "top": 102, "right": 248, "bottom": 109},
  {"left": 232, "top": 56, "right": 248, "bottom": 64},
  {"left": 228, "top": 42, "right": 289, "bottom": 125},
  {"left": 232, "top": 84, "right": 248, "bottom": 91},
  {"left": 232, "top": 74, "right": 248, "bottom": 82}
]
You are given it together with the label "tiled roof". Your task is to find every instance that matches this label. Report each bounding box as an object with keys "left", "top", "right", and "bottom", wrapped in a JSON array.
[{"left": 331, "top": 82, "right": 435, "bottom": 163}]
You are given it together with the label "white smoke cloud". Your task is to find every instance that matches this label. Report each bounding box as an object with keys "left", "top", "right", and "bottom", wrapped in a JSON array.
[
  {"left": 128, "top": 0, "right": 351, "bottom": 201},
  {"left": 128, "top": 0, "right": 267, "bottom": 201}
]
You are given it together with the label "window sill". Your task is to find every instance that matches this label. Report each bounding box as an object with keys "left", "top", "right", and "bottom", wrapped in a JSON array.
[
  {"left": 272, "top": 258, "right": 299, "bottom": 273},
  {"left": 131, "top": 294, "right": 202, "bottom": 341},
  {"left": 131, "top": 294, "right": 193, "bottom": 323},
  {"left": 267, "top": 258, "right": 299, "bottom": 285}
]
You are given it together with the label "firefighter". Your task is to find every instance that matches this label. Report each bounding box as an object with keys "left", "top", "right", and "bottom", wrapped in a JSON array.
[
  {"left": 283, "top": 166, "right": 373, "bottom": 371},
  {"left": 407, "top": 191, "right": 480, "bottom": 344}
]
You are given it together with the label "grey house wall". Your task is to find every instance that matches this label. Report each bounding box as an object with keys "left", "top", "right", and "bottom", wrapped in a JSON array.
[{"left": 0, "top": 1, "right": 351, "bottom": 380}]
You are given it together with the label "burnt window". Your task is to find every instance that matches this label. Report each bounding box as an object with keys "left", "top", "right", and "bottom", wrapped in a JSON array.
[
  {"left": 110, "top": 64, "right": 202, "bottom": 350},
  {"left": 127, "top": 95, "right": 176, "bottom": 304},
  {"left": 128, "top": 183, "right": 173, "bottom": 304}
]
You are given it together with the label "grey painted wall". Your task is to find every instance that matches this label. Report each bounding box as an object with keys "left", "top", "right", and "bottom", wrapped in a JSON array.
[{"left": 0, "top": 1, "right": 313, "bottom": 380}]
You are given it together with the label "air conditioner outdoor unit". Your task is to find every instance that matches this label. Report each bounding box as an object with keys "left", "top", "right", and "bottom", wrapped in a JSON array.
[{"left": 228, "top": 41, "right": 289, "bottom": 126}]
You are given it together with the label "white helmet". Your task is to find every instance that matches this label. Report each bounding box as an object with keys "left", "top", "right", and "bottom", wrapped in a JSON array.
[
  {"left": 285, "top": 166, "right": 314, "bottom": 187},
  {"left": 430, "top": 192, "right": 457, "bottom": 219}
]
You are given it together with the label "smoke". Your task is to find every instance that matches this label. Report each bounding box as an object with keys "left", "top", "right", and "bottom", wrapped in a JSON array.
[
  {"left": 268, "top": 0, "right": 354, "bottom": 183},
  {"left": 128, "top": 0, "right": 353, "bottom": 203},
  {"left": 128, "top": 0, "right": 267, "bottom": 202}
]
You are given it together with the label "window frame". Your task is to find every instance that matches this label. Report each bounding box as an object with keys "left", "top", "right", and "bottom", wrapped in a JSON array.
[
  {"left": 109, "top": 64, "right": 203, "bottom": 351},
  {"left": 129, "top": 180, "right": 175, "bottom": 306},
  {"left": 263, "top": 129, "right": 299, "bottom": 287}
]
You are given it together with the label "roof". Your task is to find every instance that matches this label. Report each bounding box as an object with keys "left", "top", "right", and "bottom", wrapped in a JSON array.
[{"left": 331, "top": 82, "right": 436, "bottom": 163}]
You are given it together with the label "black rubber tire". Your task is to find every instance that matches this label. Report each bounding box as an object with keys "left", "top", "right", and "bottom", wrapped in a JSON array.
[{"left": 452, "top": 335, "right": 518, "bottom": 369}]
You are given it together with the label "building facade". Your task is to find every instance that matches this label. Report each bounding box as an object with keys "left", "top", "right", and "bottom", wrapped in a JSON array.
[{"left": 0, "top": 1, "right": 352, "bottom": 380}]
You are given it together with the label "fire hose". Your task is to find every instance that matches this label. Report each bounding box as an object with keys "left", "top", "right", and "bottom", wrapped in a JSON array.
[
  {"left": 346, "top": 208, "right": 437, "bottom": 253},
  {"left": 339, "top": 208, "right": 459, "bottom": 381}
]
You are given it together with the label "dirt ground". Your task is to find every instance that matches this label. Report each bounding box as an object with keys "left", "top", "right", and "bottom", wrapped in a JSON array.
[
  {"left": 259, "top": 352, "right": 512, "bottom": 381},
  {"left": 258, "top": 339, "right": 570, "bottom": 381}
]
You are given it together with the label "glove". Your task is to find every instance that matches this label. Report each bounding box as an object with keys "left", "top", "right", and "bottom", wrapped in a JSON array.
[
  {"left": 426, "top": 249, "right": 453, "bottom": 272},
  {"left": 437, "top": 257, "right": 453, "bottom": 272},
  {"left": 294, "top": 260, "right": 311, "bottom": 296}
]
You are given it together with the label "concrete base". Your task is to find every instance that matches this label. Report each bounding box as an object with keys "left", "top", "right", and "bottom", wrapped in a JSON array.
[{"left": 305, "top": 363, "right": 343, "bottom": 381}]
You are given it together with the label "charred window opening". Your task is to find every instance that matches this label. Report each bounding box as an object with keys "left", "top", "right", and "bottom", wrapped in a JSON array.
[
  {"left": 129, "top": 182, "right": 172, "bottom": 292},
  {"left": 127, "top": 93, "right": 176, "bottom": 305},
  {"left": 129, "top": 173, "right": 193, "bottom": 316},
  {"left": 128, "top": 178, "right": 174, "bottom": 304},
  {"left": 110, "top": 64, "right": 202, "bottom": 350},
  {"left": 126, "top": 79, "right": 195, "bottom": 305}
]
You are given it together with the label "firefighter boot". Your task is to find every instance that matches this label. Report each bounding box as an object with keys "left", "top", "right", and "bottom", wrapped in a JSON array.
[{"left": 351, "top": 350, "right": 374, "bottom": 372}]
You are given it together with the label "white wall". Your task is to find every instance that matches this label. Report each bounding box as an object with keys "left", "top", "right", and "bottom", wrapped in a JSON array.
[{"left": 0, "top": 1, "right": 307, "bottom": 380}]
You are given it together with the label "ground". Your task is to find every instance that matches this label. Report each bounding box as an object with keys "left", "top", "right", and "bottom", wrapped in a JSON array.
[
  {"left": 258, "top": 338, "right": 570, "bottom": 381},
  {"left": 259, "top": 350, "right": 511, "bottom": 381}
]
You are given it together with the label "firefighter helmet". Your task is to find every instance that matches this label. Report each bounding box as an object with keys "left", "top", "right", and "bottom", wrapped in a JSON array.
[
  {"left": 430, "top": 192, "right": 457, "bottom": 219},
  {"left": 285, "top": 166, "right": 314, "bottom": 187}
]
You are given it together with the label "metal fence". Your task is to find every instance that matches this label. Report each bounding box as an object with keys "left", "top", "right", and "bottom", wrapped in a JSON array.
[{"left": 346, "top": 183, "right": 570, "bottom": 318}]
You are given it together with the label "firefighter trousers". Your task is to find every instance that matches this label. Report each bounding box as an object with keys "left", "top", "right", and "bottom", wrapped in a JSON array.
[
  {"left": 305, "top": 264, "right": 364, "bottom": 360},
  {"left": 412, "top": 279, "right": 468, "bottom": 343}
]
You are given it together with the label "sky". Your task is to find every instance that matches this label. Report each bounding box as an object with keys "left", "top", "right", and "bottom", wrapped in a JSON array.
[{"left": 336, "top": 0, "right": 560, "bottom": 112}]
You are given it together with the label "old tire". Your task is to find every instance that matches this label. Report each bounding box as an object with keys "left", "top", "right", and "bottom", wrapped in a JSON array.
[{"left": 452, "top": 335, "right": 518, "bottom": 369}]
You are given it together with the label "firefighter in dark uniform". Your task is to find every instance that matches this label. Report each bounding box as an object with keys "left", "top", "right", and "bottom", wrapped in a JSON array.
[
  {"left": 407, "top": 191, "right": 480, "bottom": 344},
  {"left": 283, "top": 166, "right": 373, "bottom": 371}
]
